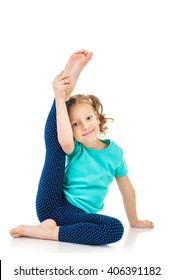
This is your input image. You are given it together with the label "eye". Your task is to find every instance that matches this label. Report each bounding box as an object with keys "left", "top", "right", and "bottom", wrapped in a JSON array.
[
  {"left": 72, "top": 122, "right": 79, "bottom": 127},
  {"left": 87, "top": 115, "right": 93, "bottom": 120}
]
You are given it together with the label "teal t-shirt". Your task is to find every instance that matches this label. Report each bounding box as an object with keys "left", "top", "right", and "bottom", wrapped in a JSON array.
[{"left": 63, "top": 139, "right": 128, "bottom": 213}]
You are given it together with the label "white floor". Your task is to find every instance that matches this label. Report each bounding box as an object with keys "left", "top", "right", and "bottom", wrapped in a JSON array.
[
  {"left": 8, "top": 225, "right": 154, "bottom": 254},
  {"left": 6, "top": 224, "right": 155, "bottom": 254}
]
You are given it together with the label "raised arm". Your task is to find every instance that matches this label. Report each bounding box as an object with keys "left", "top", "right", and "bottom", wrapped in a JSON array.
[
  {"left": 52, "top": 71, "right": 74, "bottom": 154},
  {"left": 115, "top": 175, "right": 154, "bottom": 228}
]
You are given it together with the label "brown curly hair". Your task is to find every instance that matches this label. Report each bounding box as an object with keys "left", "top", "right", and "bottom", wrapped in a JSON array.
[{"left": 68, "top": 94, "right": 113, "bottom": 136}]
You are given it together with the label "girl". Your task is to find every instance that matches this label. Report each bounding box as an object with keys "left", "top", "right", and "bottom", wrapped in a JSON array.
[{"left": 10, "top": 50, "right": 153, "bottom": 245}]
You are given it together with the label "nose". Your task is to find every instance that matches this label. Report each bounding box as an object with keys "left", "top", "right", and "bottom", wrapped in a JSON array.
[{"left": 82, "top": 122, "right": 89, "bottom": 130}]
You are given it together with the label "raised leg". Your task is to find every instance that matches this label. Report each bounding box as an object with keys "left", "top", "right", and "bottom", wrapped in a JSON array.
[{"left": 36, "top": 100, "right": 66, "bottom": 222}]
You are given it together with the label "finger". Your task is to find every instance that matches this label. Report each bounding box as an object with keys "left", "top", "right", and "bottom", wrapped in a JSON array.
[
  {"left": 144, "top": 220, "right": 154, "bottom": 224},
  {"left": 81, "top": 49, "right": 87, "bottom": 55},
  {"left": 11, "top": 233, "right": 21, "bottom": 237},
  {"left": 61, "top": 83, "right": 71, "bottom": 90},
  {"left": 142, "top": 221, "right": 154, "bottom": 228},
  {"left": 60, "top": 77, "right": 71, "bottom": 85},
  {"left": 55, "top": 71, "right": 70, "bottom": 81},
  {"left": 57, "top": 70, "right": 64, "bottom": 78},
  {"left": 77, "top": 50, "right": 85, "bottom": 54},
  {"left": 144, "top": 224, "right": 154, "bottom": 228},
  {"left": 52, "top": 71, "right": 64, "bottom": 84}
]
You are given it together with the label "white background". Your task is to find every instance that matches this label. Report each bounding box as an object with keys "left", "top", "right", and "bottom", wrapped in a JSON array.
[{"left": 0, "top": 0, "right": 173, "bottom": 279}]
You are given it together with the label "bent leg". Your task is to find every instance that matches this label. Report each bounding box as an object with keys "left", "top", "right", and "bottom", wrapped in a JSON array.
[
  {"left": 10, "top": 209, "right": 124, "bottom": 245},
  {"left": 56, "top": 203, "right": 124, "bottom": 245}
]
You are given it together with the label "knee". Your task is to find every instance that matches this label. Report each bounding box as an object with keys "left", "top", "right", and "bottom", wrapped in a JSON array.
[{"left": 106, "top": 218, "right": 124, "bottom": 244}]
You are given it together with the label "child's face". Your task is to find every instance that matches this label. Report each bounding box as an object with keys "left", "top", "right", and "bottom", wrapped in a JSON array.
[{"left": 68, "top": 103, "right": 100, "bottom": 147}]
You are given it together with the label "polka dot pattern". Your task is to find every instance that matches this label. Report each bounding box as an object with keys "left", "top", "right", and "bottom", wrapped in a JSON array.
[{"left": 36, "top": 100, "right": 124, "bottom": 245}]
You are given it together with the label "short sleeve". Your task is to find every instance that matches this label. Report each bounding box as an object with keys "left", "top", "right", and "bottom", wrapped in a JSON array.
[{"left": 115, "top": 147, "right": 128, "bottom": 177}]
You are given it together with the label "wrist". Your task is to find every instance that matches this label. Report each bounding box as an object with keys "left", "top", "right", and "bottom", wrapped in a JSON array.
[
  {"left": 128, "top": 216, "right": 139, "bottom": 227},
  {"left": 129, "top": 219, "right": 139, "bottom": 227},
  {"left": 55, "top": 95, "right": 66, "bottom": 103}
]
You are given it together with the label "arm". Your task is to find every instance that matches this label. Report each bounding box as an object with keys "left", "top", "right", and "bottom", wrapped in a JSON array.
[
  {"left": 115, "top": 175, "right": 154, "bottom": 228},
  {"left": 52, "top": 72, "right": 74, "bottom": 154}
]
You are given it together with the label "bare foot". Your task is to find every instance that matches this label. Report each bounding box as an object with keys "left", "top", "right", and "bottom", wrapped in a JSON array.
[
  {"left": 9, "top": 219, "right": 59, "bottom": 241},
  {"left": 63, "top": 49, "right": 93, "bottom": 100}
]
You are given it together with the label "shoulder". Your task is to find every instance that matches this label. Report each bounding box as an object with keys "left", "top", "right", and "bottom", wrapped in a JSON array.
[
  {"left": 66, "top": 140, "right": 82, "bottom": 158},
  {"left": 104, "top": 139, "right": 124, "bottom": 154}
]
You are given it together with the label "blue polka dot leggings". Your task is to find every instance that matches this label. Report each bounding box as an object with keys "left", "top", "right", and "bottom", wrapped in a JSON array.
[{"left": 36, "top": 100, "right": 124, "bottom": 245}]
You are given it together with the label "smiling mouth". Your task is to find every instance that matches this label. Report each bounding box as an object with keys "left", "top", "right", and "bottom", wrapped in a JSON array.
[{"left": 82, "top": 129, "right": 94, "bottom": 136}]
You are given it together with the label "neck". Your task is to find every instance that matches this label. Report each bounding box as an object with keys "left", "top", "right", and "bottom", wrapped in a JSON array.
[{"left": 84, "top": 139, "right": 107, "bottom": 150}]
